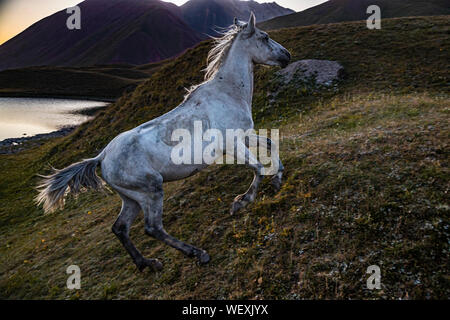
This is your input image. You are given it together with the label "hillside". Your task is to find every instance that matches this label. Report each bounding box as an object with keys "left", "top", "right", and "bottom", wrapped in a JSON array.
[
  {"left": 0, "top": 62, "right": 167, "bottom": 100},
  {"left": 0, "top": 0, "right": 202, "bottom": 71},
  {"left": 0, "top": 16, "right": 449, "bottom": 299},
  {"left": 181, "top": 0, "right": 294, "bottom": 35},
  {"left": 259, "top": 0, "right": 450, "bottom": 30}
]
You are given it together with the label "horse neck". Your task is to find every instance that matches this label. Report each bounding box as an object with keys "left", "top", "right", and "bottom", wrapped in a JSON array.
[{"left": 214, "top": 41, "right": 254, "bottom": 110}]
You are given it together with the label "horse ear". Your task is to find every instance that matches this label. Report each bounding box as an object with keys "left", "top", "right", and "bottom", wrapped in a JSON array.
[{"left": 245, "top": 12, "right": 256, "bottom": 35}]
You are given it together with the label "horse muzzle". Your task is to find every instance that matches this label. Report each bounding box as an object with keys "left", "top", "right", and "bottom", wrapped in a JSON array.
[{"left": 277, "top": 49, "right": 291, "bottom": 68}]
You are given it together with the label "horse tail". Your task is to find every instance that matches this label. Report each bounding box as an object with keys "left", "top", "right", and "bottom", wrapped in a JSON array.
[{"left": 35, "top": 152, "right": 105, "bottom": 213}]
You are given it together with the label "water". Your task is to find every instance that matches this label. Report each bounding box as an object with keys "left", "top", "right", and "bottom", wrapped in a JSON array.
[{"left": 0, "top": 98, "right": 108, "bottom": 140}]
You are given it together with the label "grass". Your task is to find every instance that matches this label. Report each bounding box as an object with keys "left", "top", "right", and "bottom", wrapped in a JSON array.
[{"left": 0, "top": 16, "right": 449, "bottom": 299}]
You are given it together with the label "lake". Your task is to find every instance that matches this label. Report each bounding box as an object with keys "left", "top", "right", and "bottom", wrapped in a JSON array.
[{"left": 0, "top": 98, "right": 109, "bottom": 140}]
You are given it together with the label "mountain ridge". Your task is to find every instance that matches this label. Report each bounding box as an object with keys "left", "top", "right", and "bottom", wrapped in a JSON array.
[
  {"left": 0, "top": 0, "right": 203, "bottom": 70},
  {"left": 259, "top": 0, "right": 450, "bottom": 30},
  {"left": 0, "top": 0, "right": 294, "bottom": 70},
  {"left": 181, "top": 0, "right": 295, "bottom": 35}
]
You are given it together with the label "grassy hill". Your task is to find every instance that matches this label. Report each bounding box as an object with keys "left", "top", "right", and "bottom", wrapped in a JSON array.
[
  {"left": 0, "top": 16, "right": 449, "bottom": 299},
  {"left": 259, "top": 0, "right": 450, "bottom": 30},
  {"left": 0, "top": 62, "right": 166, "bottom": 100}
]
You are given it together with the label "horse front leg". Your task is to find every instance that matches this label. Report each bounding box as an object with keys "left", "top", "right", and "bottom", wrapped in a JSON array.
[
  {"left": 229, "top": 141, "right": 264, "bottom": 215},
  {"left": 247, "top": 134, "right": 284, "bottom": 191}
]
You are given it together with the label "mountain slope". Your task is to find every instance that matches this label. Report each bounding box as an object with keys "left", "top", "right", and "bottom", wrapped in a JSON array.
[
  {"left": 0, "top": 0, "right": 203, "bottom": 70},
  {"left": 181, "top": 0, "right": 294, "bottom": 35},
  {"left": 259, "top": 0, "right": 450, "bottom": 30},
  {"left": 0, "top": 16, "right": 448, "bottom": 299},
  {"left": 0, "top": 61, "right": 167, "bottom": 100}
]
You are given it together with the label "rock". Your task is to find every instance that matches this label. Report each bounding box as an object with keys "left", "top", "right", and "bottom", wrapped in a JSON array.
[{"left": 277, "top": 59, "right": 344, "bottom": 87}]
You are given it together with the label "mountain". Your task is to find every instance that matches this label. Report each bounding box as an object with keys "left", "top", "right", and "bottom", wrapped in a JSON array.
[
  {"left": 259, "top": 0, "right": 450, "bottom": 30},
  {"left": 0, "top": 0, "right": 295, "bottom": 70},
  {"left": 181, "top": 0, "right": 295, "bottom": 35},
  {"left": 0, "top": 0, "right": 203, "bottom": 70}
]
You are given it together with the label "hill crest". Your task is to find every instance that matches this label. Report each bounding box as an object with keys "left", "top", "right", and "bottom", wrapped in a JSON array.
[{"left": 259, "top": 0, "right": 450, "bottom": 30}]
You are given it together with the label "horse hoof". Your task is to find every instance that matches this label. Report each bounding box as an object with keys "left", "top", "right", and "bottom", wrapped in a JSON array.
[
  {"left": 151, "top": 259, "right": 163, "bottom": 271},
  {"left": 198, "top": 251, "right": 210, "bottom": 265},
  {"left": 138, "top": 258, "right": 163, "bottom": 272},
  {"left": 230, "top": 201, "right": 243, "bottom": 215},
  {"left": 230, "top": 195, "right": 246, "bottom": 215},
  {"left": 271, "top": 178, "right": 282, "bottom": 192}
]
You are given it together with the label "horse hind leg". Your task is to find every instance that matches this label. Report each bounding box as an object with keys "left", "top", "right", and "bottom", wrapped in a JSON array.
[
  {"left": 141, "top": 175, "right": 210, "bottom": 265},
  {"left": 112, "top": 194, "right": 163, "bottom": 272}
]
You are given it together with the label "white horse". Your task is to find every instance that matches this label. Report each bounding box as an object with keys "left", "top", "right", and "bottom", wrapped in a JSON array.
[{"left": 36, "top": 13, "right": 291, "bottom": 272}]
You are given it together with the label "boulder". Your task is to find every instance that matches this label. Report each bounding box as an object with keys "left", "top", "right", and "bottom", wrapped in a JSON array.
[{"left": 277, "top": 59, "right": 344, "bottom": 87}]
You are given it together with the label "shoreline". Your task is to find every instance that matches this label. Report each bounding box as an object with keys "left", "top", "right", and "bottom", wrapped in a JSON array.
[
  {"left": 0, "top": 96, "right": 110, "bottom": 154},
  {"left": 0, "top": 92, "right": 116, "bottom": 103},
  {"left": 0, "top": 126, "right": 76, "bottom": 155}
]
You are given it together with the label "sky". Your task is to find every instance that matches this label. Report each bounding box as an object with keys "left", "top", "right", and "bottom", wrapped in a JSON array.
[{"left": 0, "top": 0, "right": 328, "bottom": 45}]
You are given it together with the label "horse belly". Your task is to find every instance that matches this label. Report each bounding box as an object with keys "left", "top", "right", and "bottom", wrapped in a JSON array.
[{"left": 160, "top": 164, "right": 208, "bottom": 182}]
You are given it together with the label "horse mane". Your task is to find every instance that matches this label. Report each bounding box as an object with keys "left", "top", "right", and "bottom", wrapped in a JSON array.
[
  {"left": 204, "top": 25, "right": 242, "bottom": 80},
  {"left": 184, "top": 24, "right": 243, "bottom": 100}
]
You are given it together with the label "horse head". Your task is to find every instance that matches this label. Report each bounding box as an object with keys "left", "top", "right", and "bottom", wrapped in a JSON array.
[{"left": 233, "top": 12, "right": 291, "bottom": 68}]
